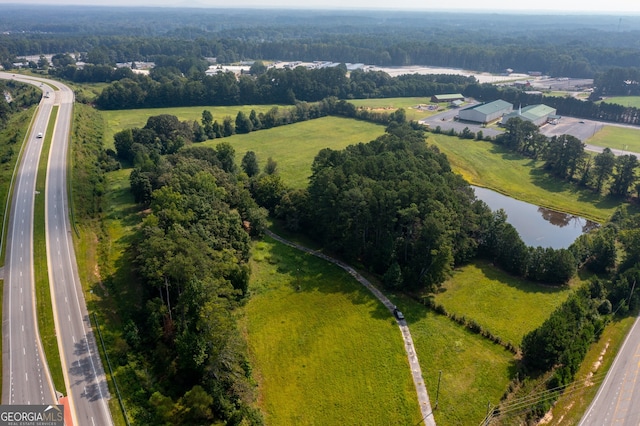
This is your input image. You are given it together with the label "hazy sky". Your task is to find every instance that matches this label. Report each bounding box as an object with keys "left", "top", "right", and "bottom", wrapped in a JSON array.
[{"left": 2, "top": 0, "right": 640, "bottom": 13}]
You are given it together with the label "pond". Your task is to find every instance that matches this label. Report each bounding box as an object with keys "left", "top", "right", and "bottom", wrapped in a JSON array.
[{"left": 473, "top": 186, "right": 599, "bottom": 249}]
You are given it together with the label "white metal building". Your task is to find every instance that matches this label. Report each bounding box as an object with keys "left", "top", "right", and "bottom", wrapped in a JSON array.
[{"left": 458, "top": 100, "right": 513, "bottom": 124}]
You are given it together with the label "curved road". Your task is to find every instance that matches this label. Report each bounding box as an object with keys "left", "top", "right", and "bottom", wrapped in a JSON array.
[
  {"left": 1, "top": 73, "right": 113, "bottom": 426},
  {"left": 264, "top": 230, "right": 436, "bottom": 425}
]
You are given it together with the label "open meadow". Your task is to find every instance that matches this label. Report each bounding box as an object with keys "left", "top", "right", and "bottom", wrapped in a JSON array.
[
  {"left": 392, "top": 292, "right": 515, "bottom": 425},
  {"left": 102, "top": 104, "right": 281, "bottom": 149},
  {"left": 201, "top": 116, "right": 384, "bottom": 188},
  {"left": 434, "top": 260, "right": 574, "bottom": 347},
  {"left": 242, "top": 237, "right": 515, "bottom": 425},
  {"left": 599, "top": 96, "right": 640, "bottom": 109},
  {"left": 588, "top": 125, "right": 640, "bottom": 153},
  {"left": 242, "top": 238, "right": 421, "bottom": 425}
]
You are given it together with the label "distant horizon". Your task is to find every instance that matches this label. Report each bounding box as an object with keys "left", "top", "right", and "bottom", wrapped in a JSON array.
[{"left": 1, "top": 0, "right": 640, "bottom": 15}]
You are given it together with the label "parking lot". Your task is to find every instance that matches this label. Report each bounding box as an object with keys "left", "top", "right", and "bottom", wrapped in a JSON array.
[
  {"left": 418, "top": 105, "right": 625, "bottom": 148},
  {"left": 419, "top": 102, "right": 504, "bottom": 139}
]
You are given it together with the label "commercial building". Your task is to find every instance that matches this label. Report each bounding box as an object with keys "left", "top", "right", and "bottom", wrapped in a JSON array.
[
  {"left": 431, "top": 93, "right": 465, "bottom": 103},
  {"left": 501, "top": 104, "right": 558, "bottom": 127},
  {"left": 458, "top": 100, "right": 513, "bottom": 124}
]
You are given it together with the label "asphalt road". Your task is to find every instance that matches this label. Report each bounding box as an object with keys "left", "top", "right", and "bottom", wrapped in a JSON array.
[
  {"left": 580, "top": 315, "right": 640, "bottom": 425},
  {"left": 44, "top": 79, "right": 113, "bottom": 426},
  {"left": 1, "top": 74, "right": 58, "bottom": 406},
  {"left": 0, "top": 73, "right": 113, "bottom": 426}
]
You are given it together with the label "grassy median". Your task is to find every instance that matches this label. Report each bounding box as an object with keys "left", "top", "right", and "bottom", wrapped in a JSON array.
[{"left": 34, "top": 106, "right": 66, "bottom": 394}]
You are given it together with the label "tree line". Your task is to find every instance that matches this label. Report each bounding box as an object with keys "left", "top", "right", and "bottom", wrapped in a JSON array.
[
  {"left": 3, "top": 7, "right": 640, "bottom": 78},
  {"left": 120, "top": 138, "right": 268, "bottom": 424},
  {"left": 494, "top": 117, "right": 640, "bottom": 198},
  {"left": 86, "top": 66, "right": 640, "bottom": 126},
  {"left": 92, "top": 66, "right": 473, "bottom": 110}
]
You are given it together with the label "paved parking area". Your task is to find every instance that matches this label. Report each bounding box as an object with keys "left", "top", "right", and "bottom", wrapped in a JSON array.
[
  {"left": 539, "top": 116, "right": 603, "bottom": 140},
  {"left": 419, "top": 103, "right": 504, "bottom": 139}
]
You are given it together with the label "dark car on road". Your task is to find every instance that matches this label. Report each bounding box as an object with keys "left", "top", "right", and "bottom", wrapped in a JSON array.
[{"left": 393, "top": 306, "right": 405, "bottom": 320}]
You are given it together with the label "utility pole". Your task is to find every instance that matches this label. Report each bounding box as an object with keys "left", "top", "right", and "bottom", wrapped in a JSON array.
[{"left": 435, "top": 370, "right": 442, "bottom": 410}]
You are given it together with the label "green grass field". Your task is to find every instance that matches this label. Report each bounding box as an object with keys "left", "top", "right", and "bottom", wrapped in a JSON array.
[
  {"left": 102, "top": 105, "right": 282, "bottom": 149},
  {"left": 201, "top": 116, "right": 384, "bottom": 188},
  {"left": 396, "top": 293, "right": 515, "bottom": 425},
  {"left": 242, "top": 238, "right": 421, "bottom": 425},
  {"left": 434, "top": 260, "right": 573, "bottom": 347},
  {"left": 427, "top": 133, "right": 634, "bottom": 223},
  {"left": 589, "top": 125, "right": 640, "bottom": 154},
  {"left": 599, "top": 96, "right": 640, "bottom": 108}
]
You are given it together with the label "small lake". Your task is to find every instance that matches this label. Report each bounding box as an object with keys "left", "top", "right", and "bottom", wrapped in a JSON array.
[{"left": 473, "top": 186, "right": 599, "bottom": 249}]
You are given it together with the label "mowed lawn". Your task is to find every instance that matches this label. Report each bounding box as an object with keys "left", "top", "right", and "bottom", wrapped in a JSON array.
[
  {"left": 203, "top": 116, "right": 385, "bottom": 188},
  {"left": 427, "top": 133, "right": 630, "bottom": 223},
  {"left": 433, "top": 260, "right": 573, "bottom": 347},
  {"left": 242, "top": 238, "right": 421, "bottom": 425},
  {"left": 599, "top": 96, "right": 640, "bottom": 109},
  {"left": 589, "top": 125, "right": 640, "bottom": 154}
]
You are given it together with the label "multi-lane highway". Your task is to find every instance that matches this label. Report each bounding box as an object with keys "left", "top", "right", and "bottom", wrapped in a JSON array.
[
  {"left": 0, "top": 73, "right": 113, "bottom": 426},
  {"left": 1, "top": 75, "right": 58, "bottom": 407}
]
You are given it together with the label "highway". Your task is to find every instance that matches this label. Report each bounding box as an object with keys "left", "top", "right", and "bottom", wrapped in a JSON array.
[
  {"left": 1, "top": 75, "right": 58, "bottom": 406},
  {"left": 1, "top": 73, "right": 113, "bottom": 426},
  {"left": 580, "top": 315, "right": 640, "bottom": 425}
]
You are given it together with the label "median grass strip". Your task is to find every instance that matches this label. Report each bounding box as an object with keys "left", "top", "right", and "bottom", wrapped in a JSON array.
[
  {"left": 433, "top": 260, "right": 574, "bottom": 347},
  {"left": 35, "top": 105, "right": 66, "bottom": 394},
  {"left": 242, "top": 238, "right": 421, "bottom": 425},
  {"left": 427, "top": 133, "right": 638, "bottom": 223}
]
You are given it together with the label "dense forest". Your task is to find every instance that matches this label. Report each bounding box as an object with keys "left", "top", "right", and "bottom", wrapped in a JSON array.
[
  {"left": 2, "top": 6, "right": 640, "bottom": 77},
  {"left": 111, "top": 114, "right": 269, "bottom": 424}
]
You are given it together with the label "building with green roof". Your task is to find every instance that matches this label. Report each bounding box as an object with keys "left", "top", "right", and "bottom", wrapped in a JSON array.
[
  {"left": 501, "top": 104, "right": 558, "bottom": 127},
  {"left": 458, "top": 100, "right": 513, "bottom": 124},
  {"left": 431, "top": 93, "right": 465, "bottom": 102}
]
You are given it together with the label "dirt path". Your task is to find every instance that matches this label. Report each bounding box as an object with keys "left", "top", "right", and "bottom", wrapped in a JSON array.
[{"left": 265, "top": 229, "right": 436, "bottom": 425}]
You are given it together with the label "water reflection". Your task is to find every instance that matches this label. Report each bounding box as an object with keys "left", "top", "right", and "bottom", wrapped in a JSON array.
[{"left": 473, "top": 186, "right": 599, "bottom": 249}]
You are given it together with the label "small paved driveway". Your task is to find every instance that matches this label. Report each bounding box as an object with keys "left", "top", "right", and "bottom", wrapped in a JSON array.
[{"left": 265, "top": 230, "right": 436, "bottom": 425}]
